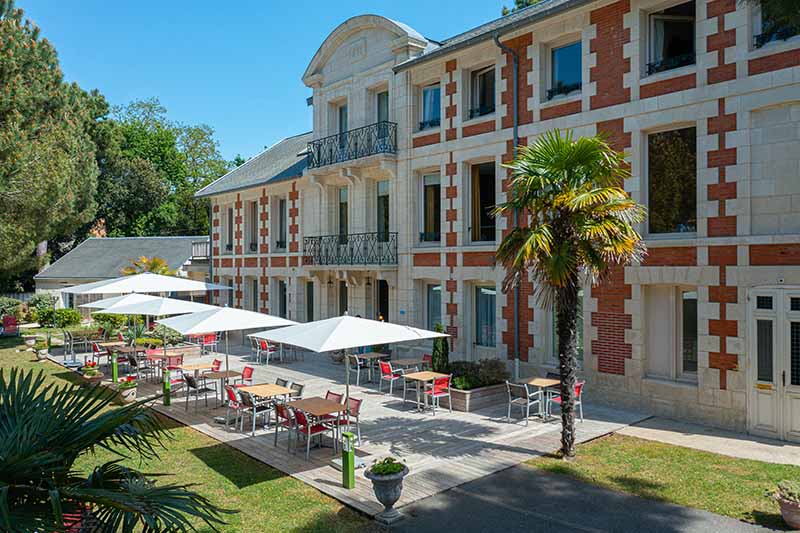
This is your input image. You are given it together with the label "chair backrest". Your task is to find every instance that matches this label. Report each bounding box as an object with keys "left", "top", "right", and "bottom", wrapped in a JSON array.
[
  {"left": 239, "top": 390, "right": 256, "bottom": 408},
  {"left": 117, "top": 332, "right": 125, "bottom": 342},
  {"left": 575, "top": 380, "right": 585, "bottom": 399},
  {"left": 91, "top": 342, "right": 101, "bottom": 355},
  {"left": 145, "top": 348, "right": 161, "bottom": 357},
  {"left": 2, "top": 315, "right": 17, "bottom": 329},
  {"left": 347, "top": 396, "right": 363, "bottom": 416},
  {"left": 378, "top": 360, "right": 393, "bottom": 376},
  {"left": 203, "top": 333, "right": 216, "bottom": 344},
  {"left": 275, "top": 402, "right": 291, "bottom": 422},
  {"left": 507, "top": 381, "right": 529, "bottom": 399},
  {"left": 276, "top": 377, "right": 290, "bottom": 388},
  {"left": 290, "top": 383, "right": 305, "bottom": 398},
  {"left": 294, "top": 409, "right": 309, "bottom": 427},
  {"left": 211, "top": 359, "right": 222, "bottom": 372},
  {"left": 432, "top": 375, "right": 450, "bottom": 394},
  {"left": 258, "top": 339, "right": 269, "bottom": 350},
  {"left": 185, "top": 374, "right": 199, "bottom": 389},
  {"left": 224, "top": 385, "right": 239, "bottom": 404},
  {"left": 423, "top": 353, "right": 433, "bottom": 365},
  {"left": 167, "top": 355, "right": 183, "bottom": 367},
  {"left": 325, "top": 391, "right": 343, "bottom": 403},
  {"left": 242, "top": 366, "right": 254, "bottom": 380}
]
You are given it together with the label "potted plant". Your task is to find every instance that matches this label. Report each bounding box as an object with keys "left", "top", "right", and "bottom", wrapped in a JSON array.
[
  {"left": 768, "top": 480, "right": 800, "bottom": 528},
  {"left": 33, "top": 341, "right": 48, "bottom": 361},
  {"left": 23, "top": 335, "right": 37, "bottom": 349},
  {"left": 364, "top": 457, "right": 408, "bottom": 524},
  {"left": 80, "top": 361, "right": 103, "bottom": 384},
  {"left": 117, "top": 375, "right": 138, "bottom": 403}
]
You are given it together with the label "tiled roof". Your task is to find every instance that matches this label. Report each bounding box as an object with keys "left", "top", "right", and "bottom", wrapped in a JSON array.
[
  {"left": 34, "top": 236, "right": 207, "bottom": 280},
  {"left": 195, "top": 132, "right": 312, "bottom": 198}
]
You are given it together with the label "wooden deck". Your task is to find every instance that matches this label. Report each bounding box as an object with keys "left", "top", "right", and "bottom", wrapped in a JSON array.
[{"left": 57, "top": 346, "right": 648, "bottom": 517}]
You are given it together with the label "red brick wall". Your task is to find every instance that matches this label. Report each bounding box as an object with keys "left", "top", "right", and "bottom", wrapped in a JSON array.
[
  {"left": 643, "top": 246, "right": 697, "bottom": 266},
  {"left": 501, "top": 32, "right": 534, "bottom": 129},
  {"left": 462, "top": 119, "right": 496, "bottom": 138},
  {"left": 590, "top": 0, "right": 631, "bottom": 110},
  {"left": 748, "top": 48, "right": 800, "bottom": 76},
  {"left": 288, "top": 181, "right": 300, "bottom": 253},
  {"left": 708, "top": 245, "right": 738, "bottom": 389},
  {"left": 445, "top": 60, "right": 458, "bottom": 141},
  {"left": 413, "top": 253, "right": 441, "bottom": 267},
  {"left": 706, "top": 0, "right": 737, "bottom": 84},
  {"left": 463, "top": 251, "right": 495, "bottom": 267},
  {"left": 706, "top": 99, "right": 737, "bottom": 237},
  {"left": 540, "top": 99, "right": 582, "bottom": 121},
  {"left": 413, "top": 132, "right": 440, "bottom": 148},
  {"left": 640, "top": 73, "right": 696, "bottom": 99},
  {"left": 234, "top": 194, "right": 243, "bottom": 307},
  {"left": 749, "top": 244, "right": 800, "bottom": 266}
]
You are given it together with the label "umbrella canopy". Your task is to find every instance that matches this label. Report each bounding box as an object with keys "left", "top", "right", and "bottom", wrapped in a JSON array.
[
  {"left": 249, "top": 315, "right": 447, "bottom": 353},
  {"left": 78, "top": 293, "right": 160, "bottom": 310},
  {"left": 93, "top": 297, "right": 217, "bottom": 317},
  {"left": 63, "top": 273, "right": 230, "bottom": 295}
]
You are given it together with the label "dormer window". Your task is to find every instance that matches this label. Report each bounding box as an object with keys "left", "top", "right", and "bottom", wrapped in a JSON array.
[
  {"left": 469, "top": 66, "right": 495, "bottom": 119},
  {"left": 420, "top": 84, "right": 441, "bottom": 130}
]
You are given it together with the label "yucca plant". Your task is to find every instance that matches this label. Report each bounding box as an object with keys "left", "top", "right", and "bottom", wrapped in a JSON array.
[
  {"left": 0, "top": 368, "right": 233, "bottom": 531},
  {"left": 495, "top": 130, "right": 646, "bottom": 458}
]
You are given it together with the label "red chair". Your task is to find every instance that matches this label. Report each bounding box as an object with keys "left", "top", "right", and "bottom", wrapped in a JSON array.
[
  {"left": 117, "top": 331, "right": 125, "bottom": 343},
  {"left": 422, "top": 353, "right": 433, "bottom": 370},
  {"left": 203, "top": 359, "right": 222, "bottom": 376},
  {"left": 201, "top": 333, "right": 218, "bottom": 354},
  {"left": 546, "top": 380, "right": 585, "bottom": 422},
  {"left": 166, "top": 354, "right": 184, "bottom": 371},
  {"left": 294, "top": 409, "right": 335, "bottom": 460},
  {"left": 1, "top": 315, "right": 19, "bottom": 337},
  {"left": 331, "top": 396, "right": 363, "bottom": 445},
  {"left": 273, "top": 403, "right": 295, "bottom": 451},
  {"left": 378, "top": 360, "right": 410, "bottom": 396},
  {"left": 90, "top": 342, "right": 104, "bottom": 366},
  {"left": 423, "top": 374, "right": 452, "bottom": 415},
  {"left": 257, "top": 339, "right": 276, "bottom": 365},
  {"left": 223, "top": 385, "right": 243, "bottom": 427},
  {"left": 320, "top": 391, "right": 344, "bottom": 423},
  {"left": 234, "top": 365, "right": 255, "bottom": 388}
]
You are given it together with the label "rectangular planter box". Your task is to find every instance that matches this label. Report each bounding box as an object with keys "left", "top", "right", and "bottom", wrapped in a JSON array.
[{"left": 439, "top": 383, "right": 506, "bottom": 412}]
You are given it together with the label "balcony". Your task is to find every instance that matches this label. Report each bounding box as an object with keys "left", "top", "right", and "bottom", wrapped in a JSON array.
[
  {"left": 191, "top": 240, "right": 210, "bottom": 260},
  {"left": 303, "top": 232, "right": 398, "bottom": 266},
  {"left": 307, "top": 121, "right": 397, "bottom": 169}
]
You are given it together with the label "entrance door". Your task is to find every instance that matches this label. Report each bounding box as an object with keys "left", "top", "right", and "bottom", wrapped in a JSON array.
[
  {"left": 748, "top": 288, "right": 800, "bottom": 442},
  {"left": 377, "top": 280, "right": 389, "bottom": 322}
]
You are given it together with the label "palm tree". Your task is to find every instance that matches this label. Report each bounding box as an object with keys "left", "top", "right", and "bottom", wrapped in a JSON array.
[
  {"left": 495, "top": 130, "right": 646, "bottom": 458},
  {"left": 121, "top": 255, "right": 174, "bottom": 276},
  {"left": 0, "top": 368, "right": 233, "bottom": 531}
]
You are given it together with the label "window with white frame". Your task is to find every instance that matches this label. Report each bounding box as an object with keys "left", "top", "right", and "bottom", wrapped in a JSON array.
[
  {"left": 227, "top": 278, "right": 234, "bottom": 308},
  {"left": 469, "top": 66, "right": 495, "bottom": 119},
  {"left": 470, "top": 162, "right": 496, "bottom": 242},
  {"left": 377, "top": 180, "right": 389, "bottom": 243},
  {"left": 420, "top": 84, "right": 441, "bottom": 130},
  {"left": 646, "top": 0, "right": 695, "bottom": 75},
  {"left": 426, "top": 284, "right": 442, "bottom": 331},
  {"left": 547, "top": 41, "right": 582, "bottom": 100},
  {"left": 645, "top": 286, "right": 698, "bottom": 381},
  {"left": 249, "top": 278, "right": 259, "bottom": 312},
  {"left": 475, "top": 285, "right": 496, "bottom": 347},
  {"left": 276, "top": 198, "right": 287, "bottom": 250},
  {"left": 248, "top": 201, "right": 258, "bottom": 253},
  {"left": 647, "top": 126, "right": 696, "bottom": 235},
  {"left": 225, "top": 207, "right": 234, "bottom": 253},
  {"left": 551, "top": 289, "right": 584, "bottom": 365},
  {"left": 420, "top": 173, "right": 441, "bottom": 243},
  {"left": 306, "top": 280, "right": 314, "bottom": 322},
  {"left": 752, "top": 3, "right": 799, "bottom": 49},
  {"left": 278, "top": 280, "right": 288, "bottom": 318}
]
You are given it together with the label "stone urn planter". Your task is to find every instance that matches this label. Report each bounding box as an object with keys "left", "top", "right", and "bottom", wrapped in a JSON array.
[
  {"left": 769, "top": 481, "right": 800, "bottom": 529},
  {"left": 23, "top": 336, "right": 36, "bottom": 348},
  {"left": 81, "top": 372, "right": 104, "bottom": 385},
  {"left": 119, "top": 386, "right": 137, "bottom": 403},
  {"left": 778, "top": 499, "right": 800, "bottom": 529},
  {"left": 364, "top": 459, "right": 408, "bottom": 525},
  {"left": 36, "top": 348, "right": 48, "bottom": 361}
]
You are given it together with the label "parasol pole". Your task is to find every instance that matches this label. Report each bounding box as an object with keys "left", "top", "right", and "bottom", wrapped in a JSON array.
[{"left": 224, "top": 331, "right": 230, "bottom": 385}]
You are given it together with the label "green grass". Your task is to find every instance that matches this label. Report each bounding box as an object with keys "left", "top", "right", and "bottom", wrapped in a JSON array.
[
  {"left": 527, "top": 433, "right": 800, "bottom": 529},
  {"left": 0, "top": 337, "right": 377, "bottom": 532}
]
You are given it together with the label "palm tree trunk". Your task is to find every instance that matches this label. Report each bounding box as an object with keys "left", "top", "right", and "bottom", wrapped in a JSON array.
[{"left": 556, "top": 283, "right": 580, "bottom": 458}]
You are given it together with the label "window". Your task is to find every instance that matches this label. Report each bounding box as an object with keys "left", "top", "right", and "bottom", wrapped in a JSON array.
[
  {"left": 548, "top": 41, "right": 582, "bottom": 100},
  {"left": 791, "top": 323, "right": 800, "bottom": 386},
  {"left": 377, "top": 181, "right": 389, "bottom": 242},
  {"left": 552, "top": 289, "right": 584, "bottom": 364},
  {"left": 645, "top": 286, "right": 698, "bottom": 381},
  {"left": 475, "top": 286, "right": 496, "bottom": 347},
  {"left": 226, "top": 207, "right": 234, "bottom": 252},
  {"left": 420, "top": 84, "right": 441, "bottom": 130},
  {"left": 421, "top": 174, "right": 441, "bottom": 243},
  {"left": 648, "top": 127, "right": 696, "bottom": 234},
  {"left": 278, "top": 280, "right": 287, "bottom": 318},
  {"left": 337, "top": 104, "right": 348, "bottom": 134},
  {"left": 756, "top": 319, "right": 773, "bottom": 382},
  {"left": 377, "top": 91, "right": 389, "bottom": 123},
  {"left": 306, "top": 281, "right": 314, "bottom": 322},
  {"left": 338, "top": 187, "right": 348, "bottom": 244},
  {"left": 471, "top": 162, "right": 496, "bottom": 242},
  {"left": 338, "top": 281, "right": 348, "bottom": 316},
  {"left": 277, "top": 198, "right": 287, "bottom": 249},
  {"left": 227, "top": 279, "right": 233, "bottom": 308},
  {"left": 427, "top": 284, "right": 442, "bottom": 330},
  {"left": 248, "top": 201, "right": 258, "bottom": 252},
  {"left": 250, "top": 278, "right": 259, "bottom": 312},
  {"left": 469, "top": 66, "right": 495, "bottom": 119},
  {"left": 647, "top": 1, "right": 695, "bottom": 75},
  {"left": 754, "top": 3, "right": 800, "bottom": 48}
]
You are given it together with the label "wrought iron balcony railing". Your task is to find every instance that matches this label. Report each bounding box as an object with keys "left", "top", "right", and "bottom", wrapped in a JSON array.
[
  {"left": 546, "top": 82, "right": 582, "bottom": 101},
  {"left": 419, "top": 118, "right": 441, "bottom": 131},
  {"left": 303, "top": 232, "right": 398, "bottom": 266},
  {"left": 754, "top": 26, "right": 798, "bottom": 48},
  {"left": 468, "top": 104, "right": 495, "bottom": 119},
  {"left": 191, "top": 240, "right": 210, "bottom": 260},
  {"left": 645, "top": 52, "right": 695, "bottom": 76},
  {"left": 307, "top": 121, "right": 397, "bottom": 169}
]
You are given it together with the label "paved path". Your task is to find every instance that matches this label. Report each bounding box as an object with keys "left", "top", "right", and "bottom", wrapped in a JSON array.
[
  {"left": 618, "top": 417, "right": 800, "bottom": 466},
  {"left": 395, "top": 464, "right": 771, "bottom": 532}
]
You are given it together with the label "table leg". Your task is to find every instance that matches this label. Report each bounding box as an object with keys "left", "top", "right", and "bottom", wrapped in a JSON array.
[{"left": 538, "top": 386, "right": 546, "bottom": 419}]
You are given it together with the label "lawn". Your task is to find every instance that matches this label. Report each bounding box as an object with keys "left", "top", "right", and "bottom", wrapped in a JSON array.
[
  {"left": 0, "top": 336, "right": 378, "bottom": 532},
  {"left": 527, "top": 433, "right": 799, "bottom": 529}
]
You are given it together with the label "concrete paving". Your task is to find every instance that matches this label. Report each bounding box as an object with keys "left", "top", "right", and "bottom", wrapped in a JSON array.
[
  {"left": 618, "top": 417, "right": 800, "bottom": 466},
  {"left": 394, "top": 464, "right": 772, "bottom": 532}
]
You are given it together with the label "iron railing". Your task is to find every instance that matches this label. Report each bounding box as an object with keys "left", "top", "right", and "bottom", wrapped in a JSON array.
[
  {"left": 419, "top": 118, "right": 441, "bottom": 131},
  {"left": 645, "top": 52, "right": 695, "bottom": 75},
  {"left": 303, "top": 232, "right": 398, "bottom": 266},
  {"left": 546, "top": 82, "right": 582, "bottom": 101},
  {"left": 468, "top": 104, "right": 495, "bottom": 119},
  {"left": 307, "top": 121, "right": 397, "bottom": 169},
  {"left": 191, "top": 240, "right": 210, "bottom": 259},
  {"left": 754, "top": 27, "right": 798, "bottom": 48}
]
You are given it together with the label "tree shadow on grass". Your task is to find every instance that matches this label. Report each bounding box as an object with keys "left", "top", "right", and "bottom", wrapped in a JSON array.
[
  {"left": 747, "top": 510, "right": 790, "bottom": 531},
  {"left": 188, "top": 442, "right": 287, "bottom": 489}
]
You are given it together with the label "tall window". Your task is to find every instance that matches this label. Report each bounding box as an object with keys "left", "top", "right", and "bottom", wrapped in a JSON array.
[
  {"left": 469, "top": 66, "right": 495, "bottom": 118},
  {"left": 338, "top": 187, "right": 348, "bottom": 243},
  {"left": 471, "top": 162, "right": 496, "bottom": 242},
  {"left": 337, "top": 104, "right": 348, "bottom": 133},
  {"left": 377, "top": 181, "right": 389, "bottom": 242},
  {"left": 645, "top": 286, "right": 698, "bottom": 381},
  {"left": 552, "top": 289, "right": 584, "bottom": 364},
  {"left": 421, "top": 174, "right": 441, "bottom": 243},
  {"left": 420, "top": 84, "right": 441, "bottom": 130},
  {"left": 306, "top": 281, "right": 314, "bottom": 322},
  {"left": 227, "top": 279, "right": 233, "bottom": 308},
  {"left": 648, "top": 127, "right": 696, "bottom": 234},
  {"left": 647, "top": 1, "right": 695, "bottom": 75},
  {"left": 226, "top": 207, "right": 234, "bottom": 252},
  {"left": 250, "top": 278, "right": 259, "bottom": 312},
  {"left": 754, "top": 3, "right": 800, "bottom": 48},
  {"left": 277, "top": 198, "right": 287, "bottom": 249},
  {"left": 548, "top": 41, "right": 582, "bottom": 100},
  {"left": 278, "top": 280, "right": 287, "bottom": 319},
  {"left": 338, "top": 281, "right": 348, "bottom": 316},
  {"left": 427, "top": 284, "right": 442, "bottom": 331},
  {"left": 249, "top": 201, "right": 258, "bottom": 252},
  {"left": 376, "top": 91, "right": 389, "bottom": 145},
  {"left": 475, "top": 286, "right": 496, "bottom": 347}
]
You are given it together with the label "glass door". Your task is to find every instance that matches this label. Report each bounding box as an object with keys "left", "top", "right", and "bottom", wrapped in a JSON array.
[{"left": 782, "top": 290, "right": 800, "bottom": 442}]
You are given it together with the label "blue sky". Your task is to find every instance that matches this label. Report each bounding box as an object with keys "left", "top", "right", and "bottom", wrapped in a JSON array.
[{"left": 23, "top": 0, "right": 505, "bottom": 161}]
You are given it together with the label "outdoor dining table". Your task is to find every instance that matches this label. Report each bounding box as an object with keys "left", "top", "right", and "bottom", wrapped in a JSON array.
[
  {"left": 353, "top": 352, "right": 388, "bottom": 382},
  {"left": 178, "top": 362, "right": 213, "bottom": 378},
  {"left": 204, "top": 370, "right": 242, "bottom": 405},
  {"left": 289, "top": 396, "right": 347, "bottom": 453},
  {"left": 98, "top": 341, "right": 127, "bottom": 349},
  {"left": 403, "top": 371, "right": 449, "bottom": 412},
  {"left": 523, "top": 377, "right": 561, "bottom": 419},
  {"left": 237, "top": 383, "right": 293, "bottom": 400},
  {"left": 391, "top": 358, "right": 424, "bottom": 369}
]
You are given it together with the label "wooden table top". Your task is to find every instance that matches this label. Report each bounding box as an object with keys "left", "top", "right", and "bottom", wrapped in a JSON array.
[
  {"left": 354, "top": 352, "right": 387, "bottom": 360},
  {"left": 114, "top": 345, "right": 145, "bottom": 354},
  {"left": 290, "top": 397, "right": 346, "bottom": 417},
  {"left": 205, "top": 370, "right": 242, "bottom": 379},
  {"left": 179, "top": 363, "right": 213, "bottom": 371},
  {"left": 404, "top": 371, "right": 448, "bottom": 382},
  {"left": 238, "top": 383, "right": 293, "bottom": 398},
  {"left": 98, "top": 341, "right": 126, "bottom": 348},
  {"left": 525, "top": 377, "right": 560, "bottom": 388},
  {"left": 391, "top": 358, "right": 424, "bottom": 367}
]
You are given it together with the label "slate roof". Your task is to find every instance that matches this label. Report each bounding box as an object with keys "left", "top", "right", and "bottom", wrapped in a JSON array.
[
  {"left": 35, "top": 236, "right": 207, "bottom": 280},
  {"left": 195, "top": 132, "right": 313, "bottom": 198},
  {"left": 395, "top": 0, "right": 587, "bottom": 71}
]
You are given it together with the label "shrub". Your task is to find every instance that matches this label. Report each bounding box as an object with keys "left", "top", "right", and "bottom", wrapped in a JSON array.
[
  {"left": 28, "top": 293, "right": 56, "bottom": 313},
  {"left": 449, "top": 359, "right": 509, "bottom": 391},
  {"left": 369, "top": 457, "right": 405, "bottom": 476},
  {"left": 769, "top": 480, "right": 800, "bottom": 504},
  {"left": 431, "top": 323, "right": 449, "bottom": 372},
  {"left": 38, "top": 308, "right": 82, "bottom": 328},
  {"left": 152, "top": 324, "right": 183, "bottom": 346},
  {"left": 135, "top": 337, "right": 163, "bottom": 348},
  {"left": 0, "top": 297, "right": 22, "bottom": 319},
  {"left": 93, "top": 313, "right": 126, "bottom": 331}
]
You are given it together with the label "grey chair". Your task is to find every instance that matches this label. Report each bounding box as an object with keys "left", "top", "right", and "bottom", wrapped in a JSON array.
[
  {"left": 276, "top": 377, "right": 292, "bottom": 388},
  {"left": 239, "top": 391, "right": 272, "bottom": 436},
  {"left": 506, "top": 381, "right": 542, "bottom": 425},
  {"left": 184, "top": 374, "right": 216, "bottom": 411},
  {"left": 289, "top": 382, "right": 305, "bottom": 399}
]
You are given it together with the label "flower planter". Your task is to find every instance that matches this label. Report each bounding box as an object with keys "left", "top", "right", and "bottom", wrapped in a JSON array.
[
  {"left": 364, "top": 465, "right": 409, "bottom": 524},
  {"left": 23, "top": 336, "right": 36, "bottom": 348},
  {"left": 82, "top": 373, "right": 104, "bottom": 385},
  {"left": 119, "top": 387, "right": 137, "bottom": 403},
  {"left": 36, "top": 349, "right": 48, "bottom": 361},
  {"left": 440, "top": 383, "right": 507, "bottom": 412},
  {"left": 778, "top": 499, "right": 800, "bottom": 529}
]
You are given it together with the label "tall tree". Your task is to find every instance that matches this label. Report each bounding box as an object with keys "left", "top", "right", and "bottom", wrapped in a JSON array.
[
  {"left": 495, "top": 130, "right": 646, "bottom": 458},
  {"left": 0, "top": 0, "right": 100, "bottom": 277}
]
